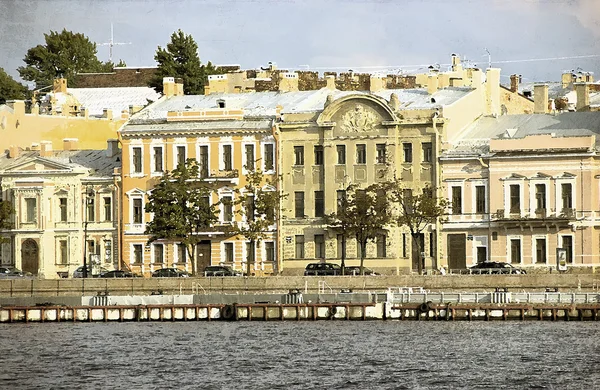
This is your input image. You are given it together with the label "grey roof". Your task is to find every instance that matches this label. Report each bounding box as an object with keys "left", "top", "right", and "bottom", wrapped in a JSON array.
[{"left": 0, "top": 150, "right": 120, "bottom": 178}]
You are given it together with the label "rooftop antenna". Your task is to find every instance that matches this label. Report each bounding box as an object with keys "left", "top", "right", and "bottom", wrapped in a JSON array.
[
  {"left": 485, "top": 48, "right": 491, "bottom": 69},
  {"left": 98, "top": 23, "right": 132, "bottom": 63}
]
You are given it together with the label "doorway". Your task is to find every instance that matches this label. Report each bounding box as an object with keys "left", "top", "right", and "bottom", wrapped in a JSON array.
[
  {"left": 196, "top": 240, "right": 211, "bottom": 274},
  {"left": 447, "top": 234, "right": 466, "bottom": 270},
  {"left": 21, "top": 239, "right": 39, "bottom": 275}
]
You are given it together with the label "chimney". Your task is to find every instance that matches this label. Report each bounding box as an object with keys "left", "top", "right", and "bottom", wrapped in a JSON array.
[
  {"left": 8, "top": 145, "right": 19, "bottom": 159},
  {"left": 39, "top": 141, "right": 53, "bottom": 157},
  {"left": 510, "top": 74, "right": 519, "bottom": 93},
  {"left": 175, "top": 78, "right": 184, "bottom": 96},
  {"left": 278, "top": 72, "right": 299, "bottom": 92},
  {"left": 427, "top": 73, "right": 439, "bottom": 95},
  {"left": 451, "top": 54, "right": 462, "bottom": 72},
  {"left": 63, "top": 138, "right": 79, "bottom": 151},
  {"left": 486, "top": 68, "right": 501, "bottom": 116},
  {"left": 534, "top": 84, "right": 549, "bottom": 114},
  {"left": 575, "top": 83, "right": 590, "bottom": 111},
  {"left": 102, "top": 108, "right": 113, "bottom": 120},
  {"left": 326, "top": 75, "right": 336, "bottom": 91},
  {"left": 53, "top": 78, "right": 67, "bottom": 94},
  {"left": 369, "top": 75, "right": 385, "bottom": 92},
  {"left": 106, "top": 139, "right": 120, "bottom": 157},
  {"left": 163, "top": 77, "right": 175, "bottom": 98}
]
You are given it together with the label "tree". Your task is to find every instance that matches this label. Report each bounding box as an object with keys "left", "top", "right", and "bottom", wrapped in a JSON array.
[
  {"left": 0, "top": 68, "right": 27, "bottom": 104},
  {"left": 145, "top": 159, "right": 219, "bottom": 275},
  {"left": 325, "top": 183, "right": 392, "bottom": 275},
  {"left": 149, "top": 29, "right": 217, "bottom": 95},
  {"left": 0, "top": 200, "right": 15, "bottom": 243},
  {"left": 388, "top": 182, "right": 448, "bottom": 275},
  {"left": 231, "top": 166, "right": 286, "bottom": 276},
  {"left": 18, "top": 29, "right": 112, "bottom": 88}
]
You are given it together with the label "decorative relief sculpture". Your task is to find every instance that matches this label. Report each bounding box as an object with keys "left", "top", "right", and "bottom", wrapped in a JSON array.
[{"left": 340, "top": 105, "right": 378, "bottom": 133}]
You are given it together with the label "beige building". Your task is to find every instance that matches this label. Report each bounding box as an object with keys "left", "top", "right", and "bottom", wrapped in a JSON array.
[{"left": 0, "top": 140, "right": 120, "bottom": 278}]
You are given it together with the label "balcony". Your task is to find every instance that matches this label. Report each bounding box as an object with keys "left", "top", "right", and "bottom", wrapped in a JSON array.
[{"left": 205, "top": 169, "right": 239, "bottom": 184}]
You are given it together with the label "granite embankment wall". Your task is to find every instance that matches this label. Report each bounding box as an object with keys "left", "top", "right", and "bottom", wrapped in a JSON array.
[{"left": 1, "top": 274, "right": 599, "bottom": 298}]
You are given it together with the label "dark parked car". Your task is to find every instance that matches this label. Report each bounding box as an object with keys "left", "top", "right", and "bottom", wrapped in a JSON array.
[
  {"left": 72, "top": 266, "right": 109, "bottom": 278},
  {"left": 151, "top": 268, "right": 190, "bottom": 278},
  {"left": 469, "top": 261, "right": 526, "bottom": 275},
  {"left": 203, "top": 266, "right": 243, "bottom": 277},
  {"left": 304, "top": 263, "right": 341, "bottom": 276},
  {"left": 345, "top": 266, "right": 379, "bottom": 276},
  {"left": 99, "top": 270, "right": 140, "bottom": 278},
  {"left": 0, "top": 267, "right": 32, "bottom": 278}
]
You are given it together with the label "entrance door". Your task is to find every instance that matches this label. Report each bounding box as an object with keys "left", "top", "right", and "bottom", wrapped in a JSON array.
[
  {"left": 447, "top": 234, "right": 466, "bottom": 270},
  {"left": 21, "top": 239, "right": 39, "bottom": 275},
  {"left": 196, "top": 241, "right": 211, "bottom": 275}
]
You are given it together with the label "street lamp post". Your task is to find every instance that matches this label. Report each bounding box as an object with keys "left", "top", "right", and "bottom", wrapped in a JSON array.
[{"left": 82, "top": 186, "right": 94, "bottom": 278}]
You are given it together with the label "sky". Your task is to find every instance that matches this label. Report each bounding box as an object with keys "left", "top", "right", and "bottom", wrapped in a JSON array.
[{"left": 1, "top": 0, "right": 600, "bottom": 86}]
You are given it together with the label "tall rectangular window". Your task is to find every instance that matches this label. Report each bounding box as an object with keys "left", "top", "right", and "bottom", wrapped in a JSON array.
[
  {"left": 133, "top": 199, "right": 143, "bottom": 224},
  {"left": 402, "top": 234, "right": 407, "bottom": 258},
  {"left": 314, "top": 191, "right": 324, "bottom": 217},
  {"left": 403, "top": 143, "right": 412, "bottom": 163},
  {"left": 245, "top": 144, "right": 255, "bottom": 171},
  {"left": 295, "top": 235, "right": 305, "bottom": 259},
  {"left": 153, "top": 244, "right": 164, "bottom": 263},
  {"left": 452, "top": 186, "right": 462, "bottom": 215},
  {"left": 535, "top": 184, "right": 546, "bottom": 211},
  {"left": 314, "top": 145, "right": 324, "bottom": 165},
  {"left": 475, "top": 185, "right": 486, "bottom": 214},
  {"left": 429, "top": 232, "right": 435, "bottom": 259},
  {"left": 356, "top": 144, "right": 366, "bottom": 164},
  {"left": 561, "top": 183, "right": 573, "bottom": 210},
  {"left": 222, "top": 195, "right": 233, "bottom": 222},
  {"left": 264, "top": 144, "right": 274, "bottom": 171},
  {"left": 314, "top": 234, "right": 325, "bottom": 259},
  {"left": 336, "top": 190, "right": 346, "bottom": 212},
  {"left": 535, "top": 238, "right": 546, "bottom": 264},
  {"left": 198, "top": 145, "right": 209, "bottom": 178},
  {"left": 246, "top": 241, "right": 255, "bottom": 264},
  {"left": 510, "top": 238, "right": 521, "bottom": 264},
  {"left": 245, "top": 195, "right": 255, "bottom": 221},
  {"left": 103, "top": 197, "right": 112, "bottom": 222},
  {"left": 336, "top": 145, "right": 346, "bottom": 164},
  {"left": 376, "top": 144, "right": 386, "bottom": 164},
  {"left": 153, "top": 146, "right": 163, "bottom": 173},
  {"left": 224, "top": 242, "right": 234, "bottom": 263},
  {"left": 295, "top": 192, "right": 305, "bottom": 218},
  {"left": 132, "top": 147, "right": 142, "bottom": 173},
  {"left": 223, "top": 145, "right": 233, "bottom": 170},
  {"left": 294, "top": 146, "right": 304, "bottom": 166},
  {"left": 265, "top": 242, "right": 275, "bottom": 262},
  {"left": 562, "top": 236, "right": 573, "bottom": 263},
  {"left": 86, "top": 197, "right": 95, "bottom": 222},
  {"left": 477, "top": 247, "right": 487, "bottom": 263},
  {"left": 59, "top": 198, "right": 67, "bottom": 222},
  {"left": 178, "top": 243, "right": 187, "bottom": 263},
  {"left": 59, "top": 240, "right": 68, "bottom": 264},
  {"left": 133, "top": 244, "right": 143, "bottom": 263},
  {"left": 377, "top": 234, "right": 387, "bottom": 258},
  {"left": 422, "top": 142, "right": 432, "bottom": 163},
  {"left": 403, "top": 189, "right": 413, "bottom": 214},
  {"left": 509, "top": 184, "right": 520, "bottom": 213},
  {"left": 176, "top": 146, "right": 186, "bottom": 167},
  {"left": 337, "top": 234, "right": 346, "bottom": 259}
]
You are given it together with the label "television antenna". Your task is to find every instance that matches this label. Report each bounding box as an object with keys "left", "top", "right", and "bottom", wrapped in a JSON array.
[{"left": 98, "top": 23, "right": 132, "bottom": 63}]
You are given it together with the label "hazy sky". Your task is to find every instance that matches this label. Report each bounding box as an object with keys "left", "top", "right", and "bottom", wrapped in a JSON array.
[{"left": 2, "top": 0, "right": 600, "bottom": 85}]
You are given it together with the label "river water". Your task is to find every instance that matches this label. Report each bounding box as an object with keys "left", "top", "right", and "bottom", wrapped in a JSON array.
[{"left": 0, "top": 321, "right": 598, "bottom": 390}]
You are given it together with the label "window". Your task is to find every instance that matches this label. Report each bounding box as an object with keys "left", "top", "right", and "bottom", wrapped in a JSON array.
[
  {"left": 336, "top": 190, "right": 347, "bottom": 212},
  {"left": 337, "top": 234, "right": 346, "bottom": 259},
  {"left": 535, "top": 184, "right": 546, "bottom": 212},
  {"left": 475, "top": 186, "right": 485, "bottom": 214},
  {"left": 103, "top": 197, "right": 112, "bottom": 222},
  {"left": 265, "top": 242, "right": 275, "bottom": 262},
  {"left": 403, "top": 143, "right": 412, "bottom": 163},
  {"left": 222, "top": 145, "right": 233, "bottom": 171},
  {"left": 133, "top": 244, "right": 143, "bottom": 263},
  {"left": 224, "top": 242, "right": 234, "bottom": 263},
  {"left": 377, "top": 234, "right": 387, "bottom": 258},
  {"left": 295, "top": 192, "right": 305, "bottom": 218},
  {"left": 86, "top": 196, "right": 95, "bottom": 222},
  {"left": 429, "top": 232, "right": 435, "bottom": 259},
  {"left": 87, "top": 240, "right": 96, "bottom": 257},
  {"left": 153, "top": 146, "right": 163, "bottom": 173},
  {"left": 314, "top": 145, "right": 324, "bottom": 165},
  {"left": 153, "top": 244, "right": 164, "bottom": 263},
  {"left": 562, "top": 236, "right": 573, "bottom": 264},
  {"left": 246, "top": 241, "right": 255, "bottom": 264},
  {"left": 222, "top": 195, "right": 233, "bottom": 222},
  {"left": 403, "top": 189, "right": 413, "bottom": 214},
  {"left": 510, "top": 238, "right": 521, "bottom": 264},
  {"left": 245, "top": 144, "right": 255, "bottom": 171},
  {"left": 422, "top": 142, "right": 432, "bottom": 163},
  {"left": 104, "top": 239, "right": 112, "bottom": 263},
  {"left": 295, "top": 235, "right": 305, "bottom": 259},
  {"left": 476, "top": 247, "right": 487, "bottom": 263},
  {"left": 132, "top": 147, "right": 142, "bottom": 173},
  {"left": 198, "top": 145, "right": 209, "bottom": 178},
  {"left": 133, "top": 199, "right": 143, "bottom": 224},
  {"left": 176, "top": 146, "right": 186, "bottom": 167},
  {"left": 561, "top": 183, "right": 573, "bottom": 210},
  {"left": 509, "top": 184, "right": 520, "bottom": 213},
  {"left": 177, "top": 243, "right": 187, "bottom": 263},
  {"left": 452, "top": 186, "right": 462, "bottom": 215},
  {"left": 264, "top": 144, "right": 274, "bottom": 171},
  {"left": 376, "top": 144, "right": 386, "bottom": 164},
  {"left": 245, "top": 194, "right": 255, "bottom": 221},
  {"left": 315, "top": 191, "right": 324, "bottom": 218},
  {"left": 535, "top": 238, "right": 546, "bottom": 264},
  {"left": 59, "top": 198, "right": 67, "bottom": 222},
  {"left": 294, "top": 146, "right": 304, "bottom": 166},
  {"left": 314, "top": 234, "right": 325, "bottom": 259},
  {"left": 402, "top": 234, "right": 407, "bottom": 258},
  {"left": 336, "top": 145, "right": 346, "bottom": 164},
  {"left": 59, "top": 240, "right": 68, "bottom": 265},
  {"left": 356, "top": 144, "right": 366, "bottom": 164}
]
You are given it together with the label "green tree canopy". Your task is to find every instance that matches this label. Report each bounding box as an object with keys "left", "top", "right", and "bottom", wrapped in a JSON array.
[
  {"left": 0, "top": 68, "right": 27, "bottom": 104},
  {"left": 149, "top": 29, "right": 217, "bottom": 95},
  {"left": 145, "top": 159, "right": 219, "bottom": 275},
  {"left": 0, "top": 200, "right": 15, "bottom": 243},
  {"left": 18, "top": 29, "right": 112, "bottom": 88}
]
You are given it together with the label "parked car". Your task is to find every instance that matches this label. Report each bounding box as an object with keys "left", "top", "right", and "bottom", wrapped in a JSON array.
[
  {"left": 0, "top": 267, "right": 32, "bottom": 278},
  {"left": 345, "top": 266, "right": 379, "bottom": 276},
  {"left": 99, "top": 270, "right": 140, "bottom": 278},
  {"left": 469, "top": 261, "right": 526, "bottom": 275},
  {"left": 203, "top": 266, "right": 243, "bottom": 277},
  {"left": 304, "top": 263, "right": 341, "bottom": 276},
  {"left": 151, "top": 268, "right": 191, "bottom": 278},
  {"left": 72, "top": 266, "right": 109, "bottom": 278}
]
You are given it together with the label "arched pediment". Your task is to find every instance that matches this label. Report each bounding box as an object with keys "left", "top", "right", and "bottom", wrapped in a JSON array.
[{"left": 316, "top": 94, "right": 398, "bottom": 132}]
